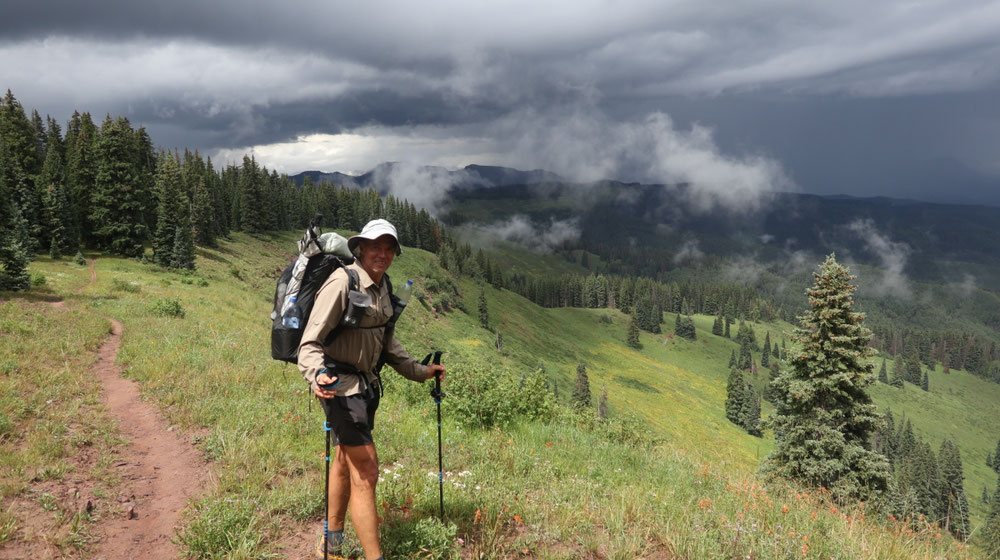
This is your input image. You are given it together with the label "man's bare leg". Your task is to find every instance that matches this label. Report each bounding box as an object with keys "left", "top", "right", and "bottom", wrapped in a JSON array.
[
  {"left": 328, "top": 447, "right": 351, "bottom": 533},
  {"left": 341, "top": 443, "right": 381, "bottom": 559}
]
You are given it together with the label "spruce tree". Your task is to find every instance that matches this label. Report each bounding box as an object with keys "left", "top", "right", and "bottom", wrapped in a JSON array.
[
  {"left": 477, "top": 285, "right": 489, "bottom": 330},
  {"left": 728, "top": 349, "right": 736, "bottom": 369},
  {"left": 626, "top": 316, "right": 641, "bottom": 349},
  {"left": 170, "top": 210, "right": 195, "bottom": 270},
  {"left": 984, "top": 475, "right": 1000, "bottom": 559},
  {"left": 906, "top": 355, "right": 923, "bottom": 385},
  {"left": 761, "top": 345, "right": 770, "bottom": 368},
  {"left": 65, "top": 112, "right": 97, "bottom": 245},
  {"left": 724, "top": 317, "right": 731, "bottom": 339},
  {"left": 763, "top": 331, "right": 771, "bottom": 359},
  {"left": 994, "top": 438, "right": 1000, "bottom": 474},
  {"left": 725, "top": 369, "right": 746, "bottom": 425},
  {"left": 712, "top": 314, "right": 723, "bottom": 336},
  {"left": 0, "top": 137, "right": 31, "bottom": 290},
  {"left": 153, "top": 153, "right": 184, "bottom": 266},
  {"left": 91, "top": 116, "right": 147, "bottom": 257},
  {"left": 878, "top": 359, "right": 889, "bottom": 384},
  {"left": 920, "top": 370, "right": 929, "bottom": 392},
  {"left": 38, "top": 119, "right": 73, "bottom": 258},
  {"left": 890, "top": 354, "right": 905, "bottom": 388},
  {"left": 738, "top": 339, "right": 753, "bottom": 370},
  {"left": 762, "top": 255, "right": 890, "bottom": 502},
  {"left": 572, "top": 363, "right": 591, "bottom": 409},
  {"left": 740, "top": 381, "right": 762, "bottom": 437},
  {"left": 0, "top": 90, "right": 42, "bottom": 250},
  {"left": 938, "top": 439, "right": 971, "bottom": 539}
]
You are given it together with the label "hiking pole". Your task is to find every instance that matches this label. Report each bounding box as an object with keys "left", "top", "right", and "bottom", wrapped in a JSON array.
[
  {"left": 323, "top": 407, "right": 332, "bottom": 559},
  {"left": 318, "top": 373, "right": 339, "bottom": 559},
  {"left": 422, "top": 351, "right": 446, "bottom": 520}
]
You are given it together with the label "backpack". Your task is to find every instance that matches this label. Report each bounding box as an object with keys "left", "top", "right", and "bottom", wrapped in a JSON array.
[{"left": 271, "top": 217, "right": 358, "bottom": 363}]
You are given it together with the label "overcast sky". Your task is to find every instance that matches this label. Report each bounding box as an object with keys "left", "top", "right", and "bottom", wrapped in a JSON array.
[{"left": 3, "top": 0, "right": 999, "bottom": 205}]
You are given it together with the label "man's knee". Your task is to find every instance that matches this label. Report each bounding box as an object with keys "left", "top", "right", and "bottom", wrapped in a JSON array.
[{"left": 342, "top": 445, "right": 379, "bottom": 489}]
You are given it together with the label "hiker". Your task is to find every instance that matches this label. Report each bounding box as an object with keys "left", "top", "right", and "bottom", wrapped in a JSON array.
[{"left": 298, "top": 218, "right": 445, "bottom": 560}]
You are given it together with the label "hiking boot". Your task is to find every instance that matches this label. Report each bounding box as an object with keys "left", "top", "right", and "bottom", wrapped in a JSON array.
[{"left": 315, "top": 531, "right": 347, "bottom": 560}]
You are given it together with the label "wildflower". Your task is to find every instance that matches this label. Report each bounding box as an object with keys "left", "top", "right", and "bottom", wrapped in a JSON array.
[
  {"left": 546, "top": 441, "right": 552, "bottom": 447},
  {"left": 698, "top": 498, "right": 712, "bottom": 510},
  {"left": 474, "top": 509, "right": 482, "bottom": 524},
  {"left": 829, "top": 507, "right": 837, "bottom": 515},
  {"left": 513, "top": 514, "right": 523, "bottom": 524},
  {"left": 782, "top": 505, "right": 790, "bottom": 514}
]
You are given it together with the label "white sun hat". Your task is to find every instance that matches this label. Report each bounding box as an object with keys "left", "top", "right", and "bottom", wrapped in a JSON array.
[{"left": 348, "top": 219, "right": 402, "bottom": 256}]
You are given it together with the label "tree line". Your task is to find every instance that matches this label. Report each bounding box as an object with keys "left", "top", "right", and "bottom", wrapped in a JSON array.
[{"left": 0, "top": 90, "right": 442, "bottom": 287}]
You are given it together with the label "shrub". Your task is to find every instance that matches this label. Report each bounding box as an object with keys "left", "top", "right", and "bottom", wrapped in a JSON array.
[
  {"left": 110, "top": 278, "right": 141, "bottom": 293},
  {"left": 446, "top": 360, "right": 555, "bottom": 428},
  {"left": 150, "top": 298, "right": 185, "bottom": 318},
  {"left": 29, "top": 272, "right": 46, "bottom": 287},
  {"left": 381, "top": 517, "right": 458, "bottom": 560},
  {"left": 73, "top": 251, "right": 87, "bottom": 266}
]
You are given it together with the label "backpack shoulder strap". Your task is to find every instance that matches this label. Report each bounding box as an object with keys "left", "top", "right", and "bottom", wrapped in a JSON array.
[
  {"left": 346, "top": 267, "right": 360, "bottom": 292},
  {"left": 322, "top": 265, "right": 359, "bottom": 346}
]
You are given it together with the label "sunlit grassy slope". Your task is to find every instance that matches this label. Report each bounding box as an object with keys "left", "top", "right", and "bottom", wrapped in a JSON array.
[{"left": 11, "top": 231, "right": 996, "bottom": 558}]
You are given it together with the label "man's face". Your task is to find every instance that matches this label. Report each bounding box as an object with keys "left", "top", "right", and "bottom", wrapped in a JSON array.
[{"left": 358, "top": 236, "right": 397, "bottom": 278}]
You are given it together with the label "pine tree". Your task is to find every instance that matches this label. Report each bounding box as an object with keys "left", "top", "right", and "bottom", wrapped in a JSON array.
[
  {"left": 761, "top": 345, "right": 770, "bottom": 368},
  {"left": 920, "top": 370, "right": 929, "bottom": 392},
  {"left": 762, "top": 255, "right": 890, "bottom": 502},
  {"left": 878, "top": 359, "right": 889, "bottom": 384},
  {"left": 763, "top": 331, "right": 771, "bottom": 359},
  {"left": 906, "top": 355, "right": 922, "bottom": 385},
  {"left": 626, "top": 316, "right": 641, "bottom": 349},
  {"left": 724, "top": 317, "right": 731, "bottom": 339},
  {"left": 728, "top": 349, "right": 737, "bottom": 369},
  {"left": 572, "top": 363, "right": 591, "bottom": 409},
  {"left": 477, "top": 284, "right": 489, "bottom": 330}
]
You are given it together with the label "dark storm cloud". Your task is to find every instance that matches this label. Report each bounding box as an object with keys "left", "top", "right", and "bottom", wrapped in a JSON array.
[{"left": 4, "top": 0, "right": 1000, "bottom": 204}]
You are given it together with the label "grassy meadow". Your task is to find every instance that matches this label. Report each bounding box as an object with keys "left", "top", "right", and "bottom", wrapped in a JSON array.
[{"left": 1, "top": 230, "right": 994, "bottom": 558}]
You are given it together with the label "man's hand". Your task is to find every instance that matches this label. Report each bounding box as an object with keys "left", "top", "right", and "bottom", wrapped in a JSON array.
[
  {"left": 313, "top": 372, "right": 339, "bottom": 399},
  {"left": 427, "top": 364, "right": 445, "bottom": 381}
]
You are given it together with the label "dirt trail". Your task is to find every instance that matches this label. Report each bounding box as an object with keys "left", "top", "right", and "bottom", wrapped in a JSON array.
[{"left": 66, "top": 258, "right": 211, "bottom": 559}]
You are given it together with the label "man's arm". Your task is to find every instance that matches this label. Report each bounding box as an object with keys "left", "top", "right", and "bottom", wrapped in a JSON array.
[
  {"left": 297, "top": 270, "right": 349, "bottom": 392},
  {"left": 384, "top": 336, "right": 432, "bottom": 382}
]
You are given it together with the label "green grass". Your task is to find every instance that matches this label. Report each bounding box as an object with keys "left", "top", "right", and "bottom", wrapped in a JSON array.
[
  {"left": 4, "top": 233, "right": 992, "bottom": 558},
  {"left": 0, "top": 258, "right": 119, "bottom": 555}
]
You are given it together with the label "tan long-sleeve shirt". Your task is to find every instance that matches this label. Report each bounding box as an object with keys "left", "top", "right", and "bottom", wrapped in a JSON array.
[{"left": 297, "top": 262, "right": 428, "bottom": 396}]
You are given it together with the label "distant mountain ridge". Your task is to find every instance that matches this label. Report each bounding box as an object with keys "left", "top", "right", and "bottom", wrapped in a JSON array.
[{"left": 289, "top": 163, "right": 565, "bottom": 190}]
